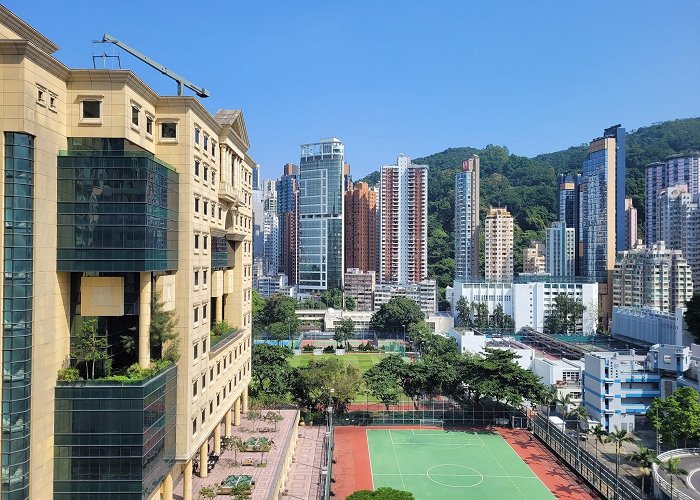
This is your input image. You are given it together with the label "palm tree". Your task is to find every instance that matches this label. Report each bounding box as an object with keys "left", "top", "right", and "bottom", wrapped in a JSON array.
[
  {"left": 572, "top": 405, "right": 588, "bottom": 430},
  {"left": 589, "top": 424, "right": 607, "bottom": 485},
  {"left": 556, "top": 393, "right": 573, "bottom": 420},
  {"left": 626, "top": 444, "right": 658, "bottom": 493},
  {"left": 661, "top": 457, "right": 688, "bottom": 499},
  {"left": 605, "top": 427, "right": 635, "bottom": 496}
]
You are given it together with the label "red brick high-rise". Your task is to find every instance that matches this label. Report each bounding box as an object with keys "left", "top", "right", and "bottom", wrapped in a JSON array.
[{"left": 344, "top": 182, "right": 377, "bottom": 272}]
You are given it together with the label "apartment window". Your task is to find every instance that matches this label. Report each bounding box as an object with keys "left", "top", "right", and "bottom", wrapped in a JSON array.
[
  {"left": 217, "top": 393, "right": 220, "bottom": 406},
  {"left": 131, "top": 106, "right": 139, "bottom": 126},
  {"left": 146, "top": 115, "right": 153, "bottom": 135},
  {"left": 228, "top": 381, "right": 232, "bottom": 392},
  {"left": 194, "top": 234, "right": 200, "bottom": 249},
  {"left": 37, "top": 86, "right": 46, "bottom": 104},
  {"left": 192, "top": 380, "right": 198, "bottom": 396},
  {"left": 192, "top": 419, "right": 197, "bottom": 435},
  {"left": 204, "top": 135, "right": 209, "bottom": 150},
  {"left": 193, "top": 343, "right": 198, "bottom": 359},
  {"left": 211, "top": 170, "right": 216, "bottom": 186},
  {"left": 194, "top": 197, "right": 200, "bottom": 213},
  {"left": 203, "top": 304, "right": 207, "bottom": 320},
  {"left": 218, "top": 207, "right": 222, "bottom": 220},
  {"left": 161, "top": 122, "right": 177, "bottom": 139},
  {"left": 203, "top": 166, "right": 208, "bottom": 182},
  {"left": 82, "top": 99, "right": 101, "bottom": 119},
  {"left": 201, "top": 409, "right": 206, "bottom": 423},
  {"left": 211, "top": 204, "right": 215, "bottom": 218},
  {"left": 194, "top": 270, "right": 199, "bottom": 286},
  {"left": 203, "top": 339, "right": 207, "bottom": 353},
  {"left": 202, "top": 374, "right": 206, "bottom": 388},
  {"left": 223, "top": 357, "right": 227, "bottom": 369},
  {"left": 203, "top": 270, "right": 208, "bottom": 284},
  {"left": 212, "top": 141, "right": 216, "bottom": 156},
  {"left": 204, "top": 201, "right": 208, "bottom": 215},
  {"left": 194, "top": 307, "right": 199, "bottom": 323},
  {"left": 217, "top": 362, "right": 221, "bottom": 375},
  {"left": 194, "top": 127, "right": 200, "bottom": 144},
  {"left": 204, "top": 236, "right": 208, "bottom": 250},
  {"left": 209, "top": 401, "right": 213, "bottom": 415},
  {"left": 195, "top": 160, "right": 200, "bottom": 177}
]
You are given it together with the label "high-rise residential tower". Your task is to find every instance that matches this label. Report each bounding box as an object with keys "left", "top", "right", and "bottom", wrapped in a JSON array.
[
  {"left": 645, "top": 154, "right": 700, "bottom": 246},
  {"left": 0, "top": 7, "right": 254, "bottom": 499},
  {"left": 546, "top": 221, "right": 576, "bottom": 276},
  {"left": 624, "top": 198, "right": 638, "bottom": 249},
  {"left": 277, "top": 163, "right": 299, "bottom": 284},
  {"left": 379, "top": 155, "right": 428, "bottom": 284},
  {"left": 454, "top": 156, "right": 480, "bottom": 281},
  {"left": 345, "top": 181, "right": 378, "bottom": 273},
  {"left": 556, "top": 173, "right": 583, "bottom": 273},
  {"left": 484, "top": 207, "right": 514, "bottom": 282},
  {"left": 262, "top": 179, "right": 280, "bottom": 276},
  {"left": 298, "top": 138, "right": 345, "bottom": 292},
  {"left": 522, "top": 241, "right": 546, "bottom": 275}
]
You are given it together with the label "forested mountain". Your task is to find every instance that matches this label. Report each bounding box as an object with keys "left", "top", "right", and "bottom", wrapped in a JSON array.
[{"left": 358, "top": 118, "right": 700, "bottom": 302}]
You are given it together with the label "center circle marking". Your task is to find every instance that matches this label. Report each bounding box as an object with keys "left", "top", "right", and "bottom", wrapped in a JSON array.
[{"left": 426, "top": 464, "right": 484, "bottom": 488}]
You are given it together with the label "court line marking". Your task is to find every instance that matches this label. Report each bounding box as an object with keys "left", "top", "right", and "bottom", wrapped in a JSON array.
[
  {"left": 374, "top": 473, "right": 541, "bottom": 479},
  {"left": 426, "top": 464, "right": 484, "bottom": 488},
  {"left": 388, "top": 430, "right": 407, "bottom": 491},
  {"left": 476, "top": 431, "right": 529, "bottom": 499},
  {"left": 365, "top": 429, "right": 375, "bottom": 490}
]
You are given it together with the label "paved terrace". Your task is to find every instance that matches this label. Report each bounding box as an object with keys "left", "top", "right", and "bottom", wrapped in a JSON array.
[
  {"left": 281, "top": 425, "right": 325, "bottom": 500},
  {"left": 173, "top": 409, "right": 298, "bottom": 500}
]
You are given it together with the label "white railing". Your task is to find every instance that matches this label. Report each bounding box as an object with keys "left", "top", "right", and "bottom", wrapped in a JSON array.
[{"left": 652, "top": 448, "right": 700, "bottom": 500}]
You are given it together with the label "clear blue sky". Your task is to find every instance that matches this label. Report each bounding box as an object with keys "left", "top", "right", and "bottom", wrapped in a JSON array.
[{"left": 7, "top": 1, "right": 700, "bottom": 180}]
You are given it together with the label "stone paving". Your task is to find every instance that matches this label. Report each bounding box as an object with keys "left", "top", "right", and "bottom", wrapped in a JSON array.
[
  {"left": 281, "top": 425, "right": 325, "bottom": 500},
  {"left": 173, "top": 409, "right": 298, "bottom": 499}
]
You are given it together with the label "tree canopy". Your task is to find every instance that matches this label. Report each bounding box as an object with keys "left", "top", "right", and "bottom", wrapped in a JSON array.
[
  {"left": 648, "top": 386, "right": 700, "bottom": 448},
  {"left": 250, "top": 344, "right": 293, "bottom": 402},
  {"left": 291, "top": 357, "right": 362, "bottom": 414},
  {"left": 347, "top": 487, "right": 415, "bottom": 500},
  {"left": 370, "top": 297, "right": 424, "bottom": 333},
  {"left": 685, "top": 293, "right": 700, "bottom": 343},
  {"left": 257, "top": 293, "right": 299, "bottom": 341}
]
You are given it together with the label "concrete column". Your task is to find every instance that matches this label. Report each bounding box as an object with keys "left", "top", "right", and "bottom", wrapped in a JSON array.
[
  {"left": 161, "top": 473, "right": 173, "bottom": 500},
  {"left": 198, "top": 442, "right": 208, "bottom": 478},
  {"left": 241, "top": 385, "right": 249, "bottom": 413},
  {"left": 225, "top": 409, "right": 232, "bottom": 437},
  {"left": 183, "top": 461, "right": 192, "bottom": 500},
  {"left": 234, "top": 398, "right": 241, "bottom": 426},
  {"left": 138, "top": 272, "right": 152, "bottom": 368},
  {"left": 214, "top": 422, "right": 221, "bottom": 454},
  {"left": 215, "top": 296, "right": 223, "bottom": 323}
]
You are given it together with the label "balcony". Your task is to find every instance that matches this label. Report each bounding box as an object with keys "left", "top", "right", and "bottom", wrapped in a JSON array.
[
  {"left": 219, "top": 182, "right": 242, "bottom": 206},
  {"left": 210, "top": 325, "right": 244, "bottom": 355},
  {"left": 54, "top": 363, "right": 177, "bottom": 499}
]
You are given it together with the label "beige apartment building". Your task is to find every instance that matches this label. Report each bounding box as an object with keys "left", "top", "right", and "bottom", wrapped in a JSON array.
[
  {"left": 484, "top": 207, "right": 514, "bottom": 282},
  {"left": 522, "top": 240, "right": 546, "bottom": 275},
  {"left": 0, "top": 7, "right": 252, "bottom": 500}
]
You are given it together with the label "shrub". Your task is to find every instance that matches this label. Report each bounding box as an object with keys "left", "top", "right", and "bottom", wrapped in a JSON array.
[
  {"left": 302, "top": 344, "right": 315, "bottom": 352},
  {"left": 57, "top": 366, "right": 81, "bottom": 382},
  {"left": 323, "top": 345, "right": 335, "bottom": 354}
]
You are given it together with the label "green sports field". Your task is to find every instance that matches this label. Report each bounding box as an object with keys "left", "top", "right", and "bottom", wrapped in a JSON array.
[
  {"left": 367, "top": 429, "right": 555, "bottom": 500},
  {"left": 289, "top": 353, "right": 384, "bottom": 372}
]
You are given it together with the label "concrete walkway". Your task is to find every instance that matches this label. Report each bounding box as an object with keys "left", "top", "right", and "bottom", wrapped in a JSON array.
[{"left": 281, "top": 425, "right": 325, "bottom": 500}]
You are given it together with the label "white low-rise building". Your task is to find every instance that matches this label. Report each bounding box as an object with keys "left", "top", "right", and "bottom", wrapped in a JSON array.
[
  {"left": 532, "top": 357, "right": 584, "bottom": 407},
  {"left": 374, "top": 279, "right": 437, "bottom": 314},
  {"left": 295, "top": 309, "right": 452, "bottom": 334},
  {"left": 452, "top": 278, "right": 599, "bottom": 333},
  {"left": 446, "top": 330, "right": 534, "bottom": 370},
  {"left": 612, "top": 306, "right": 688, "bottom": 346}
]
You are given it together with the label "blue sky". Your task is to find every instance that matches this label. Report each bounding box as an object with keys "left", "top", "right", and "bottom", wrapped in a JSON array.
[{"left": 8, "top": 1, "right": 700, "bottom": 180}]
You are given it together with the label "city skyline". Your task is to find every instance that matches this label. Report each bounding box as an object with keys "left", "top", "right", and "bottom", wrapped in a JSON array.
[{"left": 5, "top": 0, "right": 699, "bottom": 180}]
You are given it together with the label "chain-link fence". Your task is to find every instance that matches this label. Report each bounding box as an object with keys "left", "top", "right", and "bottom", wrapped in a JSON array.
[{"left": 532, "top": 413, "right": 644, "bottom": 500}]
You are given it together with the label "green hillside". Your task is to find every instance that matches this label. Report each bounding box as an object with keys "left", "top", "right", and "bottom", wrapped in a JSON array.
[{"left": 358, "top": 117, "right": 700, "bottom": 306}]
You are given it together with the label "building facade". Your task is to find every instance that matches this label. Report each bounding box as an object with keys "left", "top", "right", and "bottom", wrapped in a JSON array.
[
  {"left": 645, "top": 154, "right": 700, "bottom": 246},
  {"left": 262, "top": 179, "right": 280, "bottom": 276},
  {"left": 611, "top": 306, "right": 687, "bottom": 347},
  {"left": 344, "top": 182, "right": 377, "bottom": 273},
  {"left": 523, "top": 240, "right": 546, "bottom": 275},
  {"left": 298, "top": 138, "right": 344, "bottom": 292},
  {"left": 451, "top": 278, "right": 599, "bottom": 333},
  {"left": 379, "top": 155, "right": 428, "bottom": 285},
  {"left": 277, "top": 163, "right": 299, "bottom": 285},
  {"left": 374, "top": 280, "right": 437, "bottom": 315},
  {"left": 0, "top": 8, "right": 253, "bottom": 500},
  {"left": 546, "top": 221, "right": 575, "bottom": 277},
  {"left": 484, "top": 207, "right": 514, "bottom": 282},
  {"left": 454, "top": 155, "right": 480, "bottom": 281},
  {"left": 343, "top": 268, "right": 376, "bottom": 311},
  {"left": 612, "top": 242, "right": 693, "bottom": 314}
]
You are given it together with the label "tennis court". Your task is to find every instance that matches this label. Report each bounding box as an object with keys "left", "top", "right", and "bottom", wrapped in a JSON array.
[{"left": 366, "top": 429, "right": 556, "bottom": 499}]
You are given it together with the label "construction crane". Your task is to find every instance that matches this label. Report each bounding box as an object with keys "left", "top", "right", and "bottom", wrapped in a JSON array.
[{"left": 99, "top": 33, "right": 210, "bottom": 98}]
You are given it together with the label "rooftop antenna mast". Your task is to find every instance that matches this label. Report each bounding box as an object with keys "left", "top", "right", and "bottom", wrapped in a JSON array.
[{"left": 97, "top": 33, "right": 210, "bottom": 98}]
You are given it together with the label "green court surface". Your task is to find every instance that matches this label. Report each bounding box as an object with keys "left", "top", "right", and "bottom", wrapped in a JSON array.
[{"left": 366, "top": 429, "right": 555, "bottom": 500}]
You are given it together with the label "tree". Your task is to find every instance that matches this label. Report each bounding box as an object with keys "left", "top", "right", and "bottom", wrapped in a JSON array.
[
  {"left": 472, "top": 302, "right": 489, "bottom": 329},
  {"left": 661, "top": 457, "right": 688, "bottom": 500},
  {"left": 150, "top": 292, "right": 180, "bottom": 362},
  {"left": 648, "top": 386, "right": 700, "bottom": 447},
  {"left": 347, "top": 487, "right": 415, "bottom": 499},
  {"left": 456, "top": 297, "right": 472, "bottom": 327},
  {"left": 264, "top": 411, "right": 284, "bottom": 431},
  {"left": 407, "top": 321, "right": 433, "bottom": 355},
  {"left": 198, "top": 485, "right": 219, "bottom": 500},
  {"left": 685, "top": 293, "right": 700, "bottom": 343},
  {"left": 250, "top": 344, "right": 293, "bottom": 399},
  {"left": 345, "top": 296, "right": 356, "bottom": 311},
  {"left": 252, "top": 289, "right": 265, "bottom": 324},
  {"left": 370, "top": 297, "right": 424, "bottom": 333},
  {"left": 605, "top": 427, "right": 635, "bottom": 491},
  {"left": 229, "top": 482, "right": 252, "bottom": 499},
  {"left": 364, "top": 363, "right": 402, "bottom": 410},
  {"left": 334, "top": 318, "right": 356, "bottom": 349},
  {"left": 291, "top": 357, "right": 362, "bottom": 413},
  {"left": 259, "top": 294, "right": 299, "bottom": 336},
  {"left": 589, "top": 424, "right": 607, "bottom": 464},
  {"left": 626, "top": 444, "right": 658, "bottom": 493},
  {"left": 221, "top": 436, "right": 243, "bottom": 465},
  {"left": 73, "top": 318, "right": 108, "bottom": 379},
  {"left": 544, "top": 294, "right": 585, "bottom": 334},
  {"left": 319, "top": 288, "right": 343, "bottom": 309}
]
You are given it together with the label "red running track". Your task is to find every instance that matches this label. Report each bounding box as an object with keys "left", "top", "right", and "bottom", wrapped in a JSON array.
[{"left": 332, "top": 426, "right": 599, "bottom": 500}]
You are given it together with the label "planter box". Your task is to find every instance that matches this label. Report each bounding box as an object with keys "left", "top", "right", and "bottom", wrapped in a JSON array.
[
  {"left": 313, "top": 348, "right": 324, "bottom": 356},
  {"left": 336, "top": 349, "right": 346, "bottom": 355}
]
